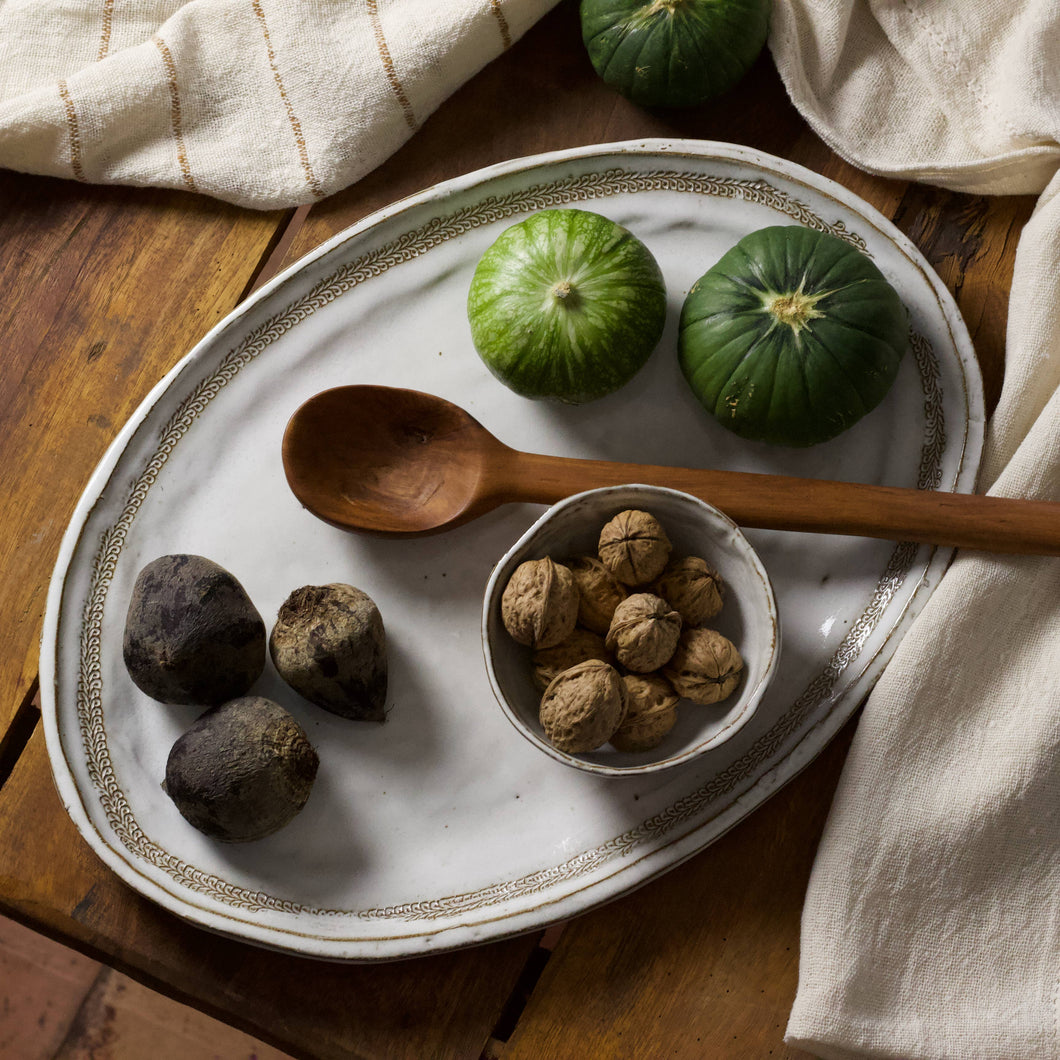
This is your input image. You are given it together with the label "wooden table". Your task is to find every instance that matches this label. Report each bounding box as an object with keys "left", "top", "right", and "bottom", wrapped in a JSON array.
[{"left": 0, "top": 6, "right": 1030, "bottom": 1057}]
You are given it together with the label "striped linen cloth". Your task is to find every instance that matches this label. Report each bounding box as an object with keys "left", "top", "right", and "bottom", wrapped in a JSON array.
[{"left": 0, "top": 0, "right": 557, "bottom": 209}]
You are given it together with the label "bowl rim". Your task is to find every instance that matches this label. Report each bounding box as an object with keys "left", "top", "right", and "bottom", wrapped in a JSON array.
[{"left": 481, "top": 484, "right": 781, "bottom": 777}]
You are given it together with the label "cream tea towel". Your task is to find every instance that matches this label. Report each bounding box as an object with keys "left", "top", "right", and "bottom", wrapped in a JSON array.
[{"left": 0, "top": 0, "right": 558, "bottom": 210}]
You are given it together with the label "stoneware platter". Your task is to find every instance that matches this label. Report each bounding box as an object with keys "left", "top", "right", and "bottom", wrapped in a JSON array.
[{"left": 40, "top": 139, "right": 983, "bottom": 961}]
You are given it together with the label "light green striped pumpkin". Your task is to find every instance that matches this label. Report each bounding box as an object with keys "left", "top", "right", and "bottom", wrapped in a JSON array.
[{"left": 467, "top": 208, "right": 667, "bottom": 404}]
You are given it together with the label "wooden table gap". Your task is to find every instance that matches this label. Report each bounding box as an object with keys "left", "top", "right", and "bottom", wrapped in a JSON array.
[
  {"left": 244, "top": 204, "right": 313, "bottom": 300},
  {"left": 0, "top": 682, "right": 40, "bottom": 793}
]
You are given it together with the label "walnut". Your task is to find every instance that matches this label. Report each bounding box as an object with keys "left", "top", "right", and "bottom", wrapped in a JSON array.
[
  {"left": 612, "top": 674, "right": 680, "bottom": 752},
  {"left": 531, "top": 628, "right": 611, "bottom": 692},
  {"left": 539, "top": 659, "right": 627, "bottom": 753},
  {"left": 564, "top": 554, "right": 628, "bottom": 635},
  {"left": 598, "top": 509, "right": 672, "bottom": 586},
  {"left": 662, "top": 628, "right": 744, "bottom": 705},
  {"left": 605, "top": 593, "right": 681, "bottom": 673},
  {"left": 650, "top": 556, "right": 724, "bottom": 626},
  {"left": 501, "top": 558, "right": 578, "bottom": 649}
]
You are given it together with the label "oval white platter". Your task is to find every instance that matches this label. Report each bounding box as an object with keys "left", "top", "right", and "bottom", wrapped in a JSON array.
[{"left": 40, "top": 139, "right": 983, "bottom": 961}]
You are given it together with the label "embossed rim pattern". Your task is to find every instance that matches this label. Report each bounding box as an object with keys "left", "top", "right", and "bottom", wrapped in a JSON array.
[{"left": 40, "top": 140, "right": 983, "bottom": 959}]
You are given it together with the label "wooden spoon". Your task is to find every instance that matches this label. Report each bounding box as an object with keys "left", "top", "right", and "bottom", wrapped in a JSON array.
[{"left": 282, "top": 384, "right": 1060, "bottom": 554}]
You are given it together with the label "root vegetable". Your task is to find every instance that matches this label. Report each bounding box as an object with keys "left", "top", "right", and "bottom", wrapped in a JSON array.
[
  {"left": 163, "top": 696, "right": 318, "bottom": 842},
  {"left": 270, "top": 584, "right": 388, "bottom": 721},
  {"left": 122, "top": 554, "right": 265, "bottom": 706}
]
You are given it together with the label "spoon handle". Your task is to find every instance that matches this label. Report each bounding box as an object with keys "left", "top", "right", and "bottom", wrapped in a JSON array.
[{"left": 502, "top": 451, "right": 1060, "bottom": 555}]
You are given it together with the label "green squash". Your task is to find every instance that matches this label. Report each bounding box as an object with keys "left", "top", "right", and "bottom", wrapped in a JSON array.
[
  {"left": 580, "top": 0, "right": 771, "bottom": 108},
  {"left": 678, "top": 226, "right": 909, "bottom": 447},
  {"left": 467, "top": 208, "right": 667, "bottom": 404}
]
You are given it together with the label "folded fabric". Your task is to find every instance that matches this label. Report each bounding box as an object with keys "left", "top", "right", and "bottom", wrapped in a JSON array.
[
  {"left": 771, "top": 2, "right": 1060, "bottom": 1057},
  {"left": 0, "top": 0, "right": 557, "bottom": 210}
]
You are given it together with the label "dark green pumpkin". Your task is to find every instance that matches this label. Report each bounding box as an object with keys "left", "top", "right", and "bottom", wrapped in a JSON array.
[
  {"left": 678, "top": 226, "right": 909, "bottom": 447},
  {"left": 580, "top": 0, "right": 771, "bottom": 108}
]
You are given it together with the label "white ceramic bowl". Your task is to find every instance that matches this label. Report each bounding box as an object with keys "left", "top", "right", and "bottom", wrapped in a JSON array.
[{"left": 482, "top": 485, "right": 781, "bottom": 776}]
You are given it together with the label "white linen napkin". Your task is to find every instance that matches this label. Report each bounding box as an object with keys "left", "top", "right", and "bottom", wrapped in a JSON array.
[
  {"left": 770, "top": 3, "right": 1060, "bottom": 1057},
  {"left": 0, "top": 0, "right": 557, "bottom": 209}
]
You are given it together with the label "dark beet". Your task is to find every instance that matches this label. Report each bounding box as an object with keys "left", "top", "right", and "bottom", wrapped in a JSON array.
[
  {"left": 163, "top": 697, "right": 318, "bottom": 842},
  {"left": 122, "top": 554, "right": 266, "bottom": 705}
]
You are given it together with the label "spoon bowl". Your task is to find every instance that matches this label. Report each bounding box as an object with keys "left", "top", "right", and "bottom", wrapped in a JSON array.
[
  {"left": 282, "top": 385, "right": 507, "bottom": 534},
  {"left": 282, "top": 385, "right": 1060, "bottom": 555}
]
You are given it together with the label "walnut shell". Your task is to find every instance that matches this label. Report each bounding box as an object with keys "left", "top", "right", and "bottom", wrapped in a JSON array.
[
  {"left": 531, "top": 628, "right": 611, "bottom": 692},
  {"left": 598, "top": 509, "right": 672, "bottom": 586},
  {"left": 501, "top": 558, "right": 578, "bottom": 649},
  {"left": 612, "top": 674, "right": 680, "bottom": 752},
  {"left": 605, "top": 593, "right": 682, "bottom": 673},
  {"left": 564, "top": 554, "right": 628, "bottom": 635},
  {"left": 662, "top": 628, "right": 744, "bottom": 705},
  {"left": 539, "top": 659, "right": 627, "bottom": 753},
  {"left": 650, "top": 556, "right": 724, "bottom": 626}
]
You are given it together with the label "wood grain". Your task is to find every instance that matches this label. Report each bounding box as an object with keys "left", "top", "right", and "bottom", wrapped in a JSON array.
[
  {"left": 501, "top": 721, "right": 858, "bottom": 1060},
  {"left": 0, "top": 175, "right": 287, "bottom": 742},
  {"left": 891, "top": 185, "right": 1034, "bottom": 415},
  {"left": 0, "top": 723, "right": 540, "bottom": 1060},
  {"left": 50, "top": 962, "right": 297, "bottom": 1060},
  {"left": 0, "top": 913, "right": 100, "bottom": 1058}
]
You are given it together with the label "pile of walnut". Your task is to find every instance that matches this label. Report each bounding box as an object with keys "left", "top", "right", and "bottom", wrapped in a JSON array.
[{"left": 500, "top": 509, "right": 744, "bottom": 755}]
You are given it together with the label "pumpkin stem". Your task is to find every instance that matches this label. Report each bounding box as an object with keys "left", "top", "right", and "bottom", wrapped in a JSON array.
[
  {"left": 648, "top": 0, "right": 683, "bottom": 13},
  {"left": 551, "top": 280, "right": 574, "bottom": 301},
  {"left": 764, "top": 290, "right": 825, "bottom": 332}
]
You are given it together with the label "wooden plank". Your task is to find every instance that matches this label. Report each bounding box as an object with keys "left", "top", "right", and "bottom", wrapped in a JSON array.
[
  {"left": 499, "top": 723, "right": 857, "bottom": 1060},
  {"left": 890, "top": 185, "right": 1034, "bottom": 414},
  {"left": 51, "top": 965, "right": 297, "bottom": 1060},
  {"left": 0, "top": 174, "right": 288, "bottom": 743},
  {"left": 0, "top": 722, "right": 540, "bottom": 1060},
  {"left": 0, "top": 913, "right": 101, "bottom": 1058}
]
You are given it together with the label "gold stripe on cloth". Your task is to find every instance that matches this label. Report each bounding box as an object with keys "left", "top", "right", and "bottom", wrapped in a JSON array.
[
  {"left": 366, "top": 0, "right": 417, "bottom": 131},
  {"left": 153, "top": 36, "right": 197, "bottom": 191},
  {"left": 97, "top": 0, "right": 115, "bottom": 61},
  {"left": 252, "top": 0, "right": 325, "bottom": 198},
  {"left": 56, "top": 80, "right": 86, "bottom": 181},
  {"left": 490, "top": 0, "right": 512, "bottom": 50}
]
